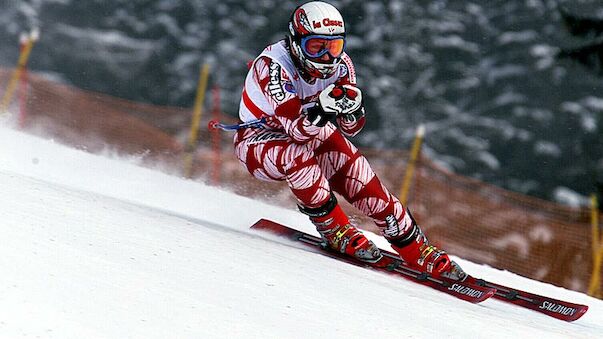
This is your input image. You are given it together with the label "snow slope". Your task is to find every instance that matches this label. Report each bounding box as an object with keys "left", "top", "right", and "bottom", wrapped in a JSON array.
[{"left": 1, "top": 125, "right": 602, "bottom": 339}]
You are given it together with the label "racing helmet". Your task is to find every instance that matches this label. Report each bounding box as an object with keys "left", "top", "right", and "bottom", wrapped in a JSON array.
[{"left": 288, "top": 1, "right": 346, "bottom": 79}]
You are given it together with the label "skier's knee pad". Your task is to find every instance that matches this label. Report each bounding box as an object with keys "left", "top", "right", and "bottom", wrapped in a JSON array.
[{"left": 298, "top": 192, "right": 337, "bottom": 218}]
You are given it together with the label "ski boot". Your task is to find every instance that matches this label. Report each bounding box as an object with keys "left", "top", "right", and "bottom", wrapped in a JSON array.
[
  {"left": 299, "top": 195, "right": 383, "bottom": 263},
  {"left": 389, "top": 211, "right": 466, "bottom": 281}
]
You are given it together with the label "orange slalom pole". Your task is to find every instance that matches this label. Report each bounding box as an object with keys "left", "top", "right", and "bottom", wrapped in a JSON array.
[
  {"left": 1, "top": 29, "right": 38, "bottom": 113},
  {"left": 183, "top": 63, "right": 210, "bottom": 178},
  {"left": 18, "top": 67, "right": 28, "bottom": 128},
  {"left": 18, "top": 36, "right": 30, "bottom": 128},
  {"left": 588, "top": 194, "right": 602, "bottom": 297},
  {"left": 399, "top": 124, "right": 425, "bottom": 205}
]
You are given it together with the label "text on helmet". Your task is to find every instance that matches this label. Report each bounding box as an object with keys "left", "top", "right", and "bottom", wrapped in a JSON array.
[{"left": 312, "top": 18, "right": 343, "bottom": 29}]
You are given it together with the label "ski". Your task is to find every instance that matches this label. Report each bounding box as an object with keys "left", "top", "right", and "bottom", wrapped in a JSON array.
[
  {"left": 251, "top": 219, "right": 496, "bottom": 304},
  {"left": 251, "top": 219, "right": 590, "bottom": 321},
  {"left": 464, "top": 276, "right": 588, "bottom": 322}
]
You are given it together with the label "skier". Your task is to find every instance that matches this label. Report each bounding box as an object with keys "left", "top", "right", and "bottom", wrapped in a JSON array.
[{"left": 234, "top": 1, "right": 464, "bottom": 279}]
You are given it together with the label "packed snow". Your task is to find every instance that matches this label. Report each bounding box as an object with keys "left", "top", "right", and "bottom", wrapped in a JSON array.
[{"left": 1, "top": 125, "right": 602, "bottom": 338}]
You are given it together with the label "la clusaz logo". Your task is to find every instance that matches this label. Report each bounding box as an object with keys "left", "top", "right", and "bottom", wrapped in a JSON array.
[{"left": 312, "top": 18, "right": 343, "bottom": 29}]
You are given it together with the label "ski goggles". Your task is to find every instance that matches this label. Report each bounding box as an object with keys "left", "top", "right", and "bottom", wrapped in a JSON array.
[{"left": 300, "top": 35, "right": 345, "bottom": 59}]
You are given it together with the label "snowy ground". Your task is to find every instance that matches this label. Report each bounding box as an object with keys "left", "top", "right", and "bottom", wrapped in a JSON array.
[{"left": 0, "top": 125, "right": 602, "bottom": 339}]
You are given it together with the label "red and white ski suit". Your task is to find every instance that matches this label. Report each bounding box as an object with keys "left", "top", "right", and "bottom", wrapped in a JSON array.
[{"left": 234, "top": 40, "right": 412, "bottom": 237}]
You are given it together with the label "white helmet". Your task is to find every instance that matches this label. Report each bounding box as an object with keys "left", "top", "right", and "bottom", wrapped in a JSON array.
[{"left": 288, "top": 1, "right": 346, "bottom": 79}]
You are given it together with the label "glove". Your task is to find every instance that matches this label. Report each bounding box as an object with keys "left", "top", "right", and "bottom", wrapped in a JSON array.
[
  {"left": 304, "top": 84, "right": 365, "bottom": 127},
  {"left": 305, "top": 104, "right": 336, "bottom": 127},
  {"left": 304, "top": 103, "right": 337, "bottom": 128},
  {"left": 318, "top": 84, "right": 364, "bottom": 123}
]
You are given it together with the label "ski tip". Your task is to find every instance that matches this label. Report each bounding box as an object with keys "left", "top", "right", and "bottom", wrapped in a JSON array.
[
  {"left": 485, "top": 288, "right": 496, "bottom": 300},
  {"left": 474, "top": 286, "right": 497, "bottom": 303},
  {"left": 568, "top": 304, "right": 589, "bottom": 322},
  {"left": 547, "top": 303, "right": 588, "bottom": 322}
]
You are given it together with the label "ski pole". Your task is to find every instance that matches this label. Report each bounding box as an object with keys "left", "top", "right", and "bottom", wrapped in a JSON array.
[{"left": 208, "top": 117, "right": 273, "bottom": 131}]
